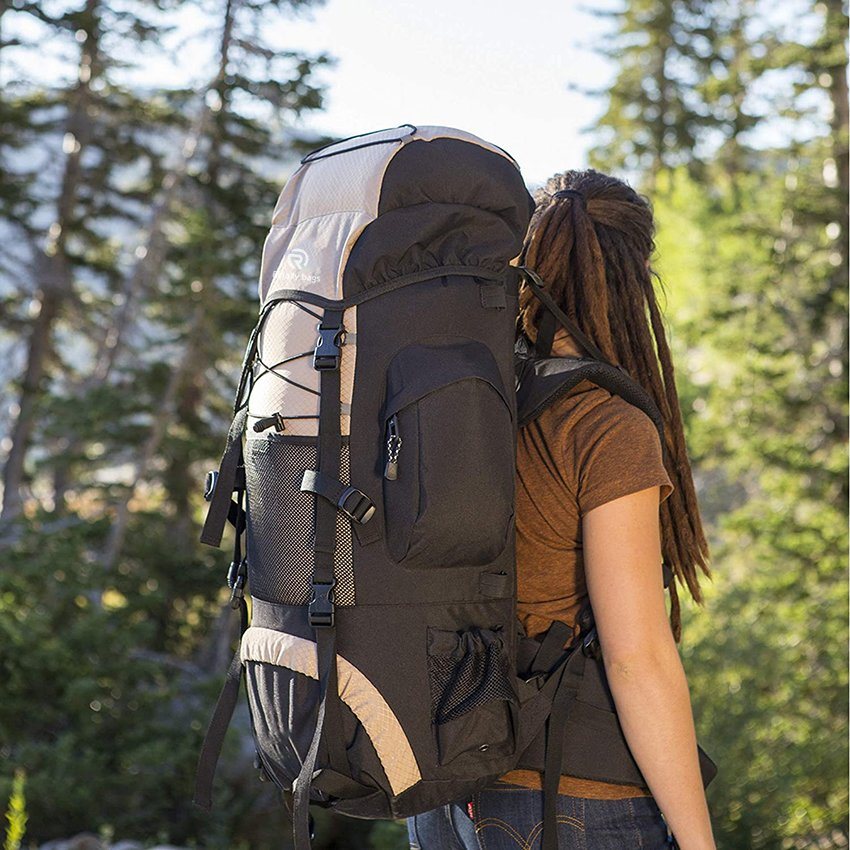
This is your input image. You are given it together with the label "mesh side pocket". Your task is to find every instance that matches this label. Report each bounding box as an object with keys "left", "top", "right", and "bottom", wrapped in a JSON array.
[
  {"left": 245, "top": 437, "right": 355, "bottom": 606},
  {"left": 426, "top": 626, "right": 517, "bottom": 765},
  {"left": 428, "top": 627, "right": 515, "bottom": 723}
]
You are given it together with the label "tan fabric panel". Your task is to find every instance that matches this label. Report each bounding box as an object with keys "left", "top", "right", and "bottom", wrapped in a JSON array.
[
  {"left": 240, "top": 626, "right": 421, "bottom": 795},
  {"left": 246, "top": 302, "right": 356, "bottom": 438}
]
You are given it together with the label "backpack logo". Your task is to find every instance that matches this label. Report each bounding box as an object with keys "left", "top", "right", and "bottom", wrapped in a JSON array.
[
  {"left": 285, "top": 248, "right": 310, "bottom": 269},
  {"left": 275, "top": 247, "right": 319, "bottom": 285}
]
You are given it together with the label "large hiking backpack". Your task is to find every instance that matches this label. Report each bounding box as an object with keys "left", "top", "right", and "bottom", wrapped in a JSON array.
[
  {"left": 194, "top": 125, "right": 537, "bottom": 846},
  {"left": 193, "top": 125, "right": 716, "bottom": 850}
]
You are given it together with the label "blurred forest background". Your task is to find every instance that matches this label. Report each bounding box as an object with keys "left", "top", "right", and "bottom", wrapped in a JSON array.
[{"left": 0, "top": 0, "right": 847, "bottom": 848}]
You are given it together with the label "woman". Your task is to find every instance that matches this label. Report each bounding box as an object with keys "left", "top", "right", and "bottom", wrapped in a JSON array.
[{"left": 408, "top": 170, "right": 716, "bottom": 850}]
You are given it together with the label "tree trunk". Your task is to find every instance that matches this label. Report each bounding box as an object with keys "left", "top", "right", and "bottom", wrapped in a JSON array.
[{"left": 1, "top": 0, "right": 100, "bottom": 522}]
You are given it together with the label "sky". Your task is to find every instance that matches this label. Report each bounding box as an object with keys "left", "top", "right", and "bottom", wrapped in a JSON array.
[
  {"left": 275, "top": 0, "right": 614, "bottom": 188},
  {"left": 7, "top": 1, "right": 616, "bottom": 188}
]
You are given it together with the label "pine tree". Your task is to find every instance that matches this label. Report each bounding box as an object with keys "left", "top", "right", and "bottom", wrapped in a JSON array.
[
  {"left": 588, "top": 0, "right": 849, "bottom": 844},
  {"left": 0, "top": 0, "right": 185, "bottom": 522}
]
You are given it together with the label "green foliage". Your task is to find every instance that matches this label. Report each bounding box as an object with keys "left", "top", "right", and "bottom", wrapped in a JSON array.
[
  {"left": 592, "top": 1, "right": 848, "bottom": 846},
  {"left": 0, "top": 514, "right": 243, "bottom": 845},
  {"left": 3, "top": 770, "right": 27, "bottom": 850},
  {"left": 1, "top": 0, "right": 846, "bottom": 848}
]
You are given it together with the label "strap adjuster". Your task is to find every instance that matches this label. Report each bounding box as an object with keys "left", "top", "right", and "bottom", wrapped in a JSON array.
[
  {"left": 308, "top": 581, "right": 335, "bottom": 628},
  {"left": 227, "top": 558, "right": 248, "bottom": 609},
  {"left": 204, "top": 470, "right": 219, "bottom": 502},
  {"left": 313, "top": 322, "right": 344, "bottom": 370},
  {"left": 338, "top": 486, "right": 376, "bottom": 524},
  {"left": 581, "top": 626, "right": 601, "bottom": 659}
]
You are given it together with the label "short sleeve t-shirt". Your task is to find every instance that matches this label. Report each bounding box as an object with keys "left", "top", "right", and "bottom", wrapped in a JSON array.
[{"left": 500, "top": 378, "right": 674, "bottom": 799}]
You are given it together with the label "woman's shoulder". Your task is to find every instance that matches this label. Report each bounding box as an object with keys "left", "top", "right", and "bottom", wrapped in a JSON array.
[
  {"left": 540, "top": 378, "right": 673, "bottom": 513},
  {"left": 539, "top": 377, "right": 659, "bottom": 443}
]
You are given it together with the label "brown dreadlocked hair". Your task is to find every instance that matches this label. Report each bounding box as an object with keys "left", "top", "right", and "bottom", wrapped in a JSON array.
[{"left": 518, "top": 169, "right": 711, "bottom": 641}]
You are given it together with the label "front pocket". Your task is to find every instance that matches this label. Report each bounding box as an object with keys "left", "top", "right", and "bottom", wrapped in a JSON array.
[
  {"left": 427, "top": 626, "right": 517, "bottom": 765},
  {"left": 382, "top": 340, "right": 514, "bottom": 569}
]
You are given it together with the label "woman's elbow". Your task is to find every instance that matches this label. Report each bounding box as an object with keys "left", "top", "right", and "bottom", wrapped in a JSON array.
[{"left": 601, "top": 633, "right": 681, "bottom": 684}]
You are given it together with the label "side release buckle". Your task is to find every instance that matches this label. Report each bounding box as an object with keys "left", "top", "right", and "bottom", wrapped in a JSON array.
[
  {"left": 313, "top": 322, "right": 344, "bottom": 370},
  {"left": 308, "top": 581, "right": 336, "bottom": 628},
  {"left": 227, "top": 558, "right": 248, "bottom": 609},
  {"left": 204, "top": 470, "right": 219, "bottom": 502},
  {"left": 581, "top": 626, "right": 601, "bottom": 659}
]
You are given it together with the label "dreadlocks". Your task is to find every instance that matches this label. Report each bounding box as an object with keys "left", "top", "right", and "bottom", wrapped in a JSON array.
[{"left": 518, "top": 169, "right": 711, "bottom": 641}]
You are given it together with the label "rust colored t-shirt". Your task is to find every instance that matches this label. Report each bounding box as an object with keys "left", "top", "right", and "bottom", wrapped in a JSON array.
[{"left": 501, "top": 377, "right": 674, "bottom": 799}]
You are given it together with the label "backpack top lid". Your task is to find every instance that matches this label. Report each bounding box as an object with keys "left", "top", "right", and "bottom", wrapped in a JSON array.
[{"left": 258, "top": 124, "right": 536, "bottom": 306}]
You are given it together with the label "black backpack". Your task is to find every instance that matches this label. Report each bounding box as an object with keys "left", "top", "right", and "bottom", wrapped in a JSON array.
[
  {"left": 194, "top": 125, "right": 535, "bottom": 847},
  {"left": 193, "top": 125, "right": 716, "bottom": 850}
]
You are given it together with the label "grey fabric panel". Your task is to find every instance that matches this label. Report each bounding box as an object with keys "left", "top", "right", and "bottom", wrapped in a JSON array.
[{"left": 246, "top": 301, "right": 357, "bottom": 438}]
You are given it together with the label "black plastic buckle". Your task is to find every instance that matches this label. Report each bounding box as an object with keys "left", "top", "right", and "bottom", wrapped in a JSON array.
[
  {"left": 227, "top": 558, "right": 247, "bottom": 609},
  {"left": 203, "top": 470, "right": 219, "bottom": 502},
  {"left": 338, "top": 486, "right": 376, "bottom": 524},
  {"left": 313, "top": 322, "right": 344, "bottom": 370},
  {"left": 581, "top": 626, "right": 601, "bottom": 659},
  {"left": 308, "top": 581, "right": 335, "bottom": 628}
]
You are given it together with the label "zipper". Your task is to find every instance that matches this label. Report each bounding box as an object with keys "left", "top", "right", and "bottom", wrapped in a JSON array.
[{"left": 384, "top": 414, "right": 402, "bottom": 480}]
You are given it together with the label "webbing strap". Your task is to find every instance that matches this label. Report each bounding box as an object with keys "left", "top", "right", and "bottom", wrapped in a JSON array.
[
  {"left": 518, "top": 266, "right": 617, "bottom": 368},
  {"left": 200, "top": 408, "right": 248, "bottom": 547},
  {"left": 192, "top": 596, "right": 249, "bottom": 811},
  {"left": 535, "top": 308, "right": 557, "bottom": 359},
  {"left": 292, "top": 628, "right": 336, "bottom": 849},
  {"left": 293, "top": 307, "right": 348, "bottom": 850},
  {"left": 530, "top": 621, "right": 574, "bottom": 677},
  {"left": 541, "top": 649, "right": 586, "bottom": 850},
  {"left": 300, "top": 469, "right": 376, "bottom": 525}
]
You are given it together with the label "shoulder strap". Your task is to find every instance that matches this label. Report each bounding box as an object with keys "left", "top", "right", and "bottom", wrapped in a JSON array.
[
  {"left": 517, "top": 266, "right": 616, "bottom": 366},
  {"left": 516, "top": 354, "right": 665, "bottom": 445}
]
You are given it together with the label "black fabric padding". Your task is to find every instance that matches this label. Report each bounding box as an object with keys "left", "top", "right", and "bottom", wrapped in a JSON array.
[
  {"left": 343, "top": 204, "right": 521, "bottom": 294},
  {"left": 342, "top": 137, "right": 534, "bottom": 298},
  {"left": 377, "top": 138, "right": 534, "bottom": 227},
  {"left": 515, "top": 335, "right": 666, "bottom": 442}
]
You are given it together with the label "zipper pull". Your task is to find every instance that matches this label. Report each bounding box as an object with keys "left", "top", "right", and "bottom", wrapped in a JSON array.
[{"left": 384, "top": 414, "right": 402, "bottom": 480}]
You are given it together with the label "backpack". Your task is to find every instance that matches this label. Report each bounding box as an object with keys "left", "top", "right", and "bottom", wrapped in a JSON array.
[
  {"left": 193, "top": 125, "right": 717, "bottom": 850},
  {"left": 193, "top": 125, "right": 536, "bottom": 847}
]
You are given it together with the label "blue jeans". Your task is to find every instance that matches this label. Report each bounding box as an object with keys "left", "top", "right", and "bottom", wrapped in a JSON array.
[{"left": 407, "top": 783, "right": 678, "bottom": 849}]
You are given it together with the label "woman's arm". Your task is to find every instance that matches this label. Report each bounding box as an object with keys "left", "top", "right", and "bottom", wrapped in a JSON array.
[{"left": 583, "top": 485, "right": 716, "bottom": 850}]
